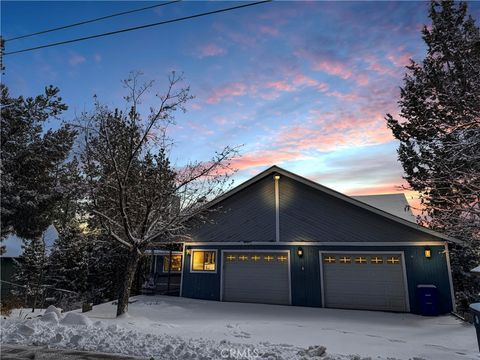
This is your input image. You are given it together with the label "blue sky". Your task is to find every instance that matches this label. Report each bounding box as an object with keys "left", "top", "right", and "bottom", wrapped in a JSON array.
[{"left": 2, "top": 1, "right": 479, "bottom": 199}]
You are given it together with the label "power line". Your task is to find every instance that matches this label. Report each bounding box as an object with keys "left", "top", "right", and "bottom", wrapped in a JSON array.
[
  {"left": 5, "top": 1, "right": 181, "bottom": 42},
  {"left": 4, "top": 1, "right": 272, "bottom": 56}
]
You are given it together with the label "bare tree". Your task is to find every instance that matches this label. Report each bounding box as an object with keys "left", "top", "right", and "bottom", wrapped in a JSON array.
[{"left": 79, "top": 72, "right": 238, "bottom": 316}]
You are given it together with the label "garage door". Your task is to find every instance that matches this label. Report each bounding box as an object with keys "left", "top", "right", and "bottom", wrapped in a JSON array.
[
  {"left": 321, "top": 253, "right": 408, "bottom": 312},
  {"left": 222, "top": 252, "right": 290, "bottom": 305}
]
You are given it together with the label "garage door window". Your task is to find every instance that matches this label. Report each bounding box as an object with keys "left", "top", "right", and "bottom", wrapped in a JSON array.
[
  {"left": 371, "top": 256, "right": 383, "bottom": 264},
  {"left": 192, "top": 250, "right": 216, "bottom": 272},
  {"left": 387, "top": 256, "right": 400, "bottom": 264},
  {"left": 355, "top": 256, "right": 367, "bottom": 264},
  {"left": 324, "top": 256, "right": 336, "bottom": 263},
  {"left": 339, "top": 256, "right": 351, "bottom": 264}
]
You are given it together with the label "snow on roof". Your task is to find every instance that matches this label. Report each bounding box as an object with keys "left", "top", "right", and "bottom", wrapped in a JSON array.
[
  {"left": 1, "top": 225, "right": 58, "bottom": 257},
  {"left": 471, "top": 265, "right": 480, "bottom": 273},
  {"left": 352, "top": 194, "right": 417, "bottom": 223}
]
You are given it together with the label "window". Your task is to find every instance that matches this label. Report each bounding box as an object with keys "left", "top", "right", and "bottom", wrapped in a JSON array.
[
  {"left": 387, "top": 256, "right": 400, "bottom": 264},
  {"left": 371, "top": 256, "right": 384, "bottom": 264},
  {"left": 163, "top": 254, "right": 182, "bottom": 272},
  {"left": 324, "top": 256, "right": 336, "bottom": 263},
  {"left": 355, "top": 256, "right": 367, "bottom": 264},
  {"left": 339, "top": 256, "right": 351, "bottom": 264},
  {"left": 192, "top": 250, "right": 216, "bottom": 272}
]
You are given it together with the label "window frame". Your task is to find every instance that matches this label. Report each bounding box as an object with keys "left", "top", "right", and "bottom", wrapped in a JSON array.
[
  {"left": 162, "top": 254, "right": 183, "bottom": 273},
  {"left": 190, "top": 249, "right": 218, "bottom": 273}
]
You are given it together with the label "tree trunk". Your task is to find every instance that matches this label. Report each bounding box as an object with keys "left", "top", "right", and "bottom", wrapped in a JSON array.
[{"left": 116, "top": 248, "right": 142, "bottom": 317}]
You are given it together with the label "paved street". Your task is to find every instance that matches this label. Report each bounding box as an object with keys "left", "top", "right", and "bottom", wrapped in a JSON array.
[{"left": 0, "top": 345, "right": 145, "bottom": 360}]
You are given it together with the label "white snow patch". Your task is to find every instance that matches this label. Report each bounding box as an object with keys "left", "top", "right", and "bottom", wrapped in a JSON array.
[
  {"left": 1, "top": 295, "right": 477, "bottom": 360},
  {"left": 39, "top": 311, "right": 59, "bottom": 324},
  {"left": 44, "top": 305, "right": 62, "bottom": 318},
  {"left": 60, "top": 312, "right": 92, "bottom": 326}
]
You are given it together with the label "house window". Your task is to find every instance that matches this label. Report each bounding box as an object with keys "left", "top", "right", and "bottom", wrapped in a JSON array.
[
  {"left": 192, "top": 250, "right": 216, "bottom": 272},
  {"left": 163, "top": 255, "right": 182, "bottom": 272}
]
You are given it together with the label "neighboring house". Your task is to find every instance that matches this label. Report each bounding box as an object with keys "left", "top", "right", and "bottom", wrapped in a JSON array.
[
  {"left": 0, "top": 226, "right": 57, "bottom": 298},
  {"left": 173, "top": 166, "right": 459, "bottom": 314},
  {"left": 472, "top": 265, "right": 480, "bottom": 277}
]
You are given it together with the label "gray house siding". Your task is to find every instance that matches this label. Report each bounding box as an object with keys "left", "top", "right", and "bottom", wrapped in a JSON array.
[
  {"left": 279, "top": 176, "right": 438, "bottom": 243},
  {"left": 189, "top": 176, "right": 276, "bottom": 243},
  {"left": 181, "top": 244, "right": 453, "bottom": 314},
  {"left": 188, "top": 174, "right": 442, "bottom": 244}
]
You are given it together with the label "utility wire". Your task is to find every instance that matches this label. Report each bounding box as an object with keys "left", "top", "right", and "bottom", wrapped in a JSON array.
[
  {"left": 4, "top": 1, "right": 272, "bottom": 56},
  {"left": 5, "top": 1, "right": 181, "bottom": 42}
]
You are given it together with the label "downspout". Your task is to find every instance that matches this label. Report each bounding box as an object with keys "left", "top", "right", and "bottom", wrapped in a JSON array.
[{"left": 274, "top": 174, "right": 280, "bottom": 242}]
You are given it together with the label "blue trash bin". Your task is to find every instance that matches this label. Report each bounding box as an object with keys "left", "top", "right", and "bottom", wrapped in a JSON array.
[
  {"left": 417, "top": 284, "right": 439, "bottom": 316},
  {"left": 470, "top": 303, "right": 480, "bottom": 351}
]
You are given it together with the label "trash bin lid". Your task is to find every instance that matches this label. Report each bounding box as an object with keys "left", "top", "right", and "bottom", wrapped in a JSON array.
[{"left": 417, "top": 284, "right": 437, "bottom": 288}]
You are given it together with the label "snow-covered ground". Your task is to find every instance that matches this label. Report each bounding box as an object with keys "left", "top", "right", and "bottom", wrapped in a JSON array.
[{"left": 1, "top": 295, "right": 477, "bottom": 360}]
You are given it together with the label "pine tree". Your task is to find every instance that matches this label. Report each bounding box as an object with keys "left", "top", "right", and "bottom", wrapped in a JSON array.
[
  {"left": 0, "top": 85, "right": 76, "bottom": 241},
  {"left": 47, "top": 223, "right": 89, "bottom": 301},
  {"left": 386, "top": 1, "right": 480, "bottom": 312},
  {"left": 14, "top": 237, "right": 47, "bottom": 310}
]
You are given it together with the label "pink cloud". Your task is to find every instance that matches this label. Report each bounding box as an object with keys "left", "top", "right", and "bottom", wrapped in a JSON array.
[
  {"left": 207, "top": 82, "right": 248, "bottom": 104},
  {"left": 387, "top": 51, "right": 412, "bottom": 68},
  {"left": 197, "top": 43, "right": 226, "bottom": 58},
  {"left": 326, "top": 91, "right": 360, "bottom": 102},
  {"left": 292, "top": 74, "right": 319, "bottom": 87},
  {"left": 266, "top": 80, "right": 295, "bottom": 92},
  {"left": 231, "top": 149, "right": 303, "bottom": 171},
  {"left": 259, "top": 25, "right": 279, "bottom": 36},
  {"left": 314, "top": 60, "right": 352, "bottom": 80}
]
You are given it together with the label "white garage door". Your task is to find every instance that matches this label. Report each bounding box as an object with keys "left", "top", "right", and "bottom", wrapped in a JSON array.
[
  {"left": 222, "top": 252, "right": 290, "bottom": 305},
  {"left": 321, "top": 253, "right": 409, "bottom": 312}
]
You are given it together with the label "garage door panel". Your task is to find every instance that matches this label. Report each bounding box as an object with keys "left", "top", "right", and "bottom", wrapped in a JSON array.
[
  {"left": 223, "top": 252, "right": 290, "bottom": 305},
  {"left": 322, "top": 253, "right": 408, "bottom": 312}
]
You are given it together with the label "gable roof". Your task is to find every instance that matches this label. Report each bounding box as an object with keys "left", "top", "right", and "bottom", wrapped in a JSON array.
[
  {"left": 352, "top": 194, "right": 416, "bottom": 223},
  {"left": 207, "top": 165, "right": 461, "bottom": 244}
]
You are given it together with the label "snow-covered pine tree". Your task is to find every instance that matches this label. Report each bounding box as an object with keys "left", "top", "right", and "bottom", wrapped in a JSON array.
[
  {"left": 47, "top": 222, "right": 89, "bottom": 305},
  {"left": 0, "top": 84, "right": 76, "bottom": 242},
  {"left": 386, "top": 0, "right": 480, "bottom": 312},
  {"left": 13, "top": 237, "right": 47, "bottom": 311}
]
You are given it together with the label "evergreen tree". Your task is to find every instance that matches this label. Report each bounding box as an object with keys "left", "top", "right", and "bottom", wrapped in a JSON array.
[
  {"left": 386, "top": 1, "right": 480, "bottom": 311},
  {"left": 47, "top": 223, "right": 89, "bottom": 300},
  {"left": 13, "top": 237, "right": 47, "bottom": 310},
  {"left": 0, "top": 85, "right": 76, "bottom": 241}
]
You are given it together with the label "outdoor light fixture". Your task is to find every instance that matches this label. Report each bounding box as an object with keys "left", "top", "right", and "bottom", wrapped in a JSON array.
[
  {"left": 274, "top": 174, "right": 281, "bottom": 180},
  {"left": 424, "top": 248, "right": 431, "bottom": 258},
  {"left": 297, "top": 247, "right": 304, "bottom": 258},
  {"left": 186, "top": 249, "right": 191, "bottom": 256}
]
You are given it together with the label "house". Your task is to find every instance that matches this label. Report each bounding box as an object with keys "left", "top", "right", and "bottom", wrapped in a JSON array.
[{"left": 159, "top": 166, "right": 459, "bottom": 314}]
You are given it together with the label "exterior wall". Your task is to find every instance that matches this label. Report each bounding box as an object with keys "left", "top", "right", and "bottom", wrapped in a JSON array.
[
  {"left": 188, "top": 174, "right": 443, "bottom": 244},
  {"left": 188, "top": 176, "right": 276, "bottom": 243},
  {"left": 0, "top": 257, "right": 16, "bottom": 298},
  {"left": 181, "top": 244, "right": 453, "bottom": 314},
  {"left": 279, "top": 176, "right": 440, "bottom": 243}
]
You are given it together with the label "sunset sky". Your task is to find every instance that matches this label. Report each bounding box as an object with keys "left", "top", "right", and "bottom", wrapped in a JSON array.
[{"left": 3, "top": 1, "right": 480, "bottom": 203}]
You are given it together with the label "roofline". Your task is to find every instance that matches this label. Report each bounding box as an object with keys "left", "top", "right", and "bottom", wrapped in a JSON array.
[{"left": 205, "top": 165, "right": 463, "bottom": 245}]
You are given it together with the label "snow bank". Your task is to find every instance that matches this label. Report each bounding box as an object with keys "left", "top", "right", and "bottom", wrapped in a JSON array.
[
  {"left": 44, "top": 305, "right": 62, "bottom": 318},
  {"left": 60, "top": 312, "right": 92, "bottom": 326},
  {"left": 1, "top": 315, "right": 377, "bottom": 360}
]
